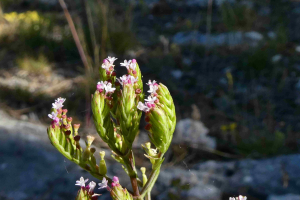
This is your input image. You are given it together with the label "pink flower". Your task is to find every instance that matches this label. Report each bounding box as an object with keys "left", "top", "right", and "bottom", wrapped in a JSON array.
[
  {"left": 107, "top": 56, "right": 117, "bottom": 64},
  {"left": 98, "top": 177, "right": 108, "bottom": 190},
  {"left": 105, "top": 82, "right": 116, "bottom": 94},
  {"left": 137, "top": 102, "right": 150, "bottom": 112},
  {"left": 101, "top": 60, "right": 110, "bottom": 71},
  {"left": 52, "top": 97, "right": 66, "bottom": 109},
  {"left": 130, "top": 59, "right": 137, "bottom": 70},
  {"left": 145, "top": 96, "right": 157, "bottom": 104},
  {"left": 146, "top": 80, "right": 159, "bottom": 94},
  {"left": 96, "top": 81, "right": 116, "bottom": 94},
  {"left": 120, "top": 59, "right": 137, "bottom": 71},
  {"left": 75, "top": 177, "right": 89, "bottom": 187},
  {"left": 97, "top": 81, "right": 107, "bottom": 92},
  {"left": 87, "top": 181, "right": 96, "bottom": 193},
  {"left": 111, "top": 176, "right": 119, "bottom": 187},
  {"left": 48, "top": 112, "right": 59, "bottom": 123},
  {"left": 112, "top": 176, "right": 119, "bottom": 183},
  {"left": 117, "top": 75, "right": 137, "bottom": 85},
  {"left": 120, "top": 60, "right": 131, "bottom": 70}
]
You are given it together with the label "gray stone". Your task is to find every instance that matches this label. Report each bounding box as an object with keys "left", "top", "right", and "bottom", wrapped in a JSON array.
[
  {"left": 174, "top": 118, "right": 216, "bottom": 149},
  {"left": 194, "top": 155, "right": 300, "bottom": 196},
  {"left": 268, "top": 194, "right": 300, "bottom": 200},
  {"left": 172, "top": 31, "right": 263, "bottom": 47},
  {"left": 156, "top": 167, "right": 221, "bottom": 200}
]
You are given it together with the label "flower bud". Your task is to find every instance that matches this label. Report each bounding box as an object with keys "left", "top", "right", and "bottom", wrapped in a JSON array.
[
  {"left": 91, "top": 90, "right": 118, "bottom": 152},
  {"left": 140, "top": 167, "right": 147, "bottom": 186},
  {"left": 99, "top": 151, "right": 107, "bottom": 175},
  {"left": 110, "top": 177, "right": 133, "bottom": 200},
  {"left": 73, "top": 124, "right": 80, "bottom": 135},
  {"left": 147, "top": 83, "right": 176, "bottom": 153},
  {"left": 116, "top": 80, "right": 142, "bottom": 146}
]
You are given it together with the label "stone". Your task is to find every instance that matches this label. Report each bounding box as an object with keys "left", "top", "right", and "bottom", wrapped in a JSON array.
[
  {"left": 156, "top": 167, "right": 221, "bottom": 200},
  {"left": 194, "top": 154, "right": 300, "bottom": 197},
  {"left": 174, "top": 118, "right": 216, "bottom": 149},
  {"left": 267, "top": 194, "right": 300, "bottom": 200},
  {"left": 172, "top": 31, "right": 263, "bottom": 47}
]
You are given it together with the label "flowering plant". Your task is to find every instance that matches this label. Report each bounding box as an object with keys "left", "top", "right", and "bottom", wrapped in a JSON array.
[{"left": 47, "top": 57, "right": 176, "bottom": 199}]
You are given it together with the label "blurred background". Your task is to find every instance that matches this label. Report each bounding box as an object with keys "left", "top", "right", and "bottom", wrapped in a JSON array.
[{"left": 0, "top": 0, "right": 300, "bottom": 199}]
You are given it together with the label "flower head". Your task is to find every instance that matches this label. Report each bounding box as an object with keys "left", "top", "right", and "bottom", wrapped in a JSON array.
[
  {"left": 97, "top": 81, "right": 107, "bottom": 92},
  {"left": 88, "top": 181, "right": 96, "bottom": 193},
  {"left": 105, "top": 82, "right": 116, "bottom": 94},
  {"left": 101, "top": 56, "right": 117, "bottom": 74},
  {"left": 130, "top": 59, "right": 137, "bottom": 70},
  {"left": 75, "top": 177, "right": 89, "bottom": 187},
  {"left": 111, "top": 176, "right": 120, "bottom": 187},
  {"left": 96, "top": 81, "right": 116, "bottom": 95},
  {"left": 137, "top": 102, "right": 150, "bottom": 112},
  {"left": 120, "top": 60, "right": 131, "bottom": 70},
  {"left": 120, "top": 59, "right": 137, "bottom": 72},
  {"left": 48, "top": 112, "right": 58, "bottom": 121},
  {"left": 107, "top": 56, "right": 117, "bottom": 64},
  {"left": 147, "top": 80, "right": 159, "bottom": 94},
  {"left": 52, "top": 97, "right": 66, "bottom": 109},
  {"left": 117, "top": 75, "right": 137, "bottom": 85},
  {"left": 98, "top": 177, "right": 108, "bottom": 190}
]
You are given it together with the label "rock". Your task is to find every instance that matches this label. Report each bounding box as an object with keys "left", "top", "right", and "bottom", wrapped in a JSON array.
[
  {"left": 272, "top": 54, "right": 282, "bottom": 63},
  {"left": 267, "top": 194, "right": 300, "bottom": 200},
  {"left": 194, "top": 154, "right": 300, "bottom": 197},
  {"left": 171, "top": 70, "right": 183, "bottom": 79},
  {"left": 156, "top": 167, "right": 221, "bottom": 200},
  {"left": 172, "top": 31, "right": 263, "bottom": 47},
  {"left": 174, "top": 118, "right": 216, "bottom": 149}
]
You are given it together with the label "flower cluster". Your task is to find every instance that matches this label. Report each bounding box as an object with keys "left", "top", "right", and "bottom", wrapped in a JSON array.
[
  {"left": 120, "top": 59, "right": 137, "bottom": 75},
  {"left": 75, "top": 176, "right": 122, "bottom": 199},
  {"left": 75, "top": 177, "right": 103, "bottom": 199},
  {"left": 117, "top": 75, "right": 137, "bottom": 85},
  {"left": 101, "top": 56, "right": 117, "bottom": 76},
  {"left": 137, "top": 80, "right": 159, "bottom": 112},
  {"left": 229, "top": 195, "right": 247, "bottom": 200},
  {"left": 48, "top": 97, "right": 66, "bottom": 125},
  {"left": 97, "top": 81, "right": 116, "bottom": 94}
]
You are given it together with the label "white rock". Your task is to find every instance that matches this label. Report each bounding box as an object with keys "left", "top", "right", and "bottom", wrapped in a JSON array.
[
  {"left": 271, "top": 54, "right": 282, "bottom": 63},
  {"left": 175, "top": 118, "right": 216, "bottom": 149}
]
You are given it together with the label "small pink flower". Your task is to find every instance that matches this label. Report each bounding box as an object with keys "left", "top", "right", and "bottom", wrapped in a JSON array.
[
  {"left": 120, "top": 60, "right": 131, "bottom": 70},
  {"left": 146, "top": 80, "right": 159, "bottom": 94},
  {"left": 48, "top": 112, "right": 59, "bottom": 123},
  {"left": 105, "top": 82, "right": 116, "bottom": 94},
  {"left": 117, "top": 75, "right": 137, "bottom": 85},
  {"left": 52, "top": 97, "right": 66, "bottom": 109},
  {"left": 87, "top": 181, "right": 96, "bottom": 193},
  {"left": 111, "top": 177, "right": 120, "bottom": 187},
  {"left": 145, "top": 96, "right": 157, "bottom": 104},
  {"left": 112, "top": 176, "right": 119, "bottom": 183},
  {"left": 98, "top": 177, "right": 108, "bottom": 190},
  {"left": 130, "top": 60, "right": 136, "bottom": 71},
  {"left": 137, "top": 102, "right": 150, "bottom": 112},
  {"left": 97, "top": 81, "right": 107, "bottom": 92},
  {"left": 75, "top": 177, "right": 89, "bottom": 187},
  {"left": 107, "top": 56, "right": 117, "bottom": 64}
]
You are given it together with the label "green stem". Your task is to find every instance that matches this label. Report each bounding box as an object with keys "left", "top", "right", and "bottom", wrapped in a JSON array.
[{"left": 121, "top": 150, "right": 140, "bottom": 196}]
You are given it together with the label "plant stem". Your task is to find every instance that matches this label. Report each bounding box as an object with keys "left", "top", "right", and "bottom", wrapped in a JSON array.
[{"left": 121, "top": 150, "right": 140, "bottom": 196}]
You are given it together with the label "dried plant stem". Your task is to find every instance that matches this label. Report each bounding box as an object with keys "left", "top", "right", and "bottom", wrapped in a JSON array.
[{"left": 58, "top": 0, "right": 91, "bottom": 73}]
